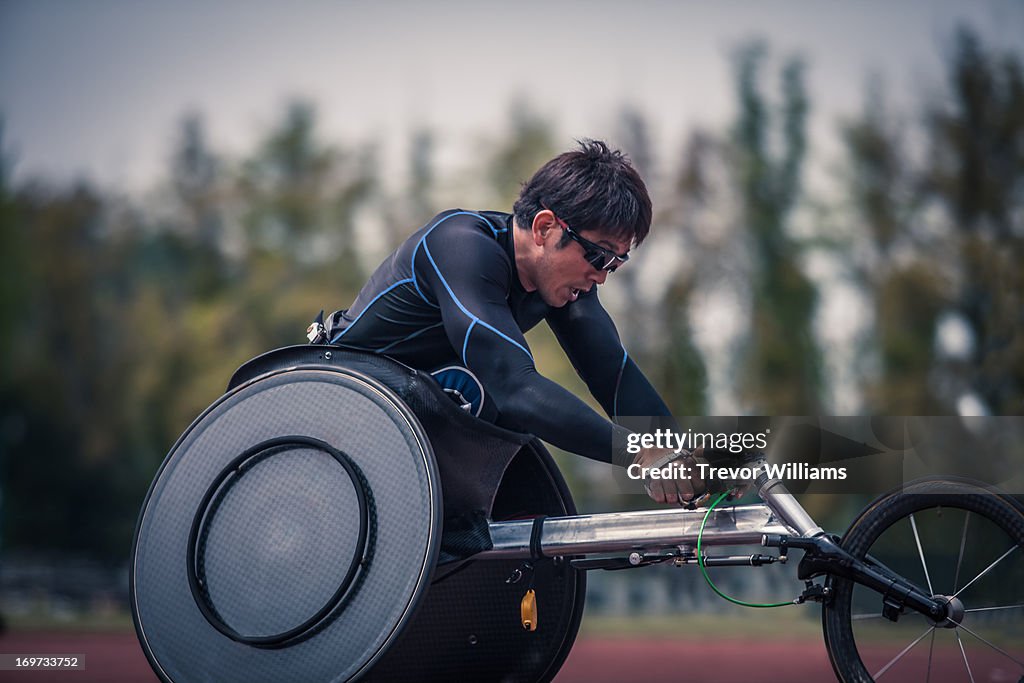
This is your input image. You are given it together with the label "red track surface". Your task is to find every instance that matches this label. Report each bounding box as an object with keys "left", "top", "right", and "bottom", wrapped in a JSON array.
[
  {"left": 0, "top": 631, "right": 836, "bottom": 682},
  {"left": 557, "top": 638, "right": 836, "bottom": 682},
  {"left": 0, "top": 631, "right": 158, "bottom": 682},
  {"left": 0, "top": 631, "right": 1011, "bottom": 682}
]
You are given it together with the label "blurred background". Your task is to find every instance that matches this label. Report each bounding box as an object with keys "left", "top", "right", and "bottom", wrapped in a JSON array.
[{"left": 0, "top": 1, "right": 1022, "bottom": 679}]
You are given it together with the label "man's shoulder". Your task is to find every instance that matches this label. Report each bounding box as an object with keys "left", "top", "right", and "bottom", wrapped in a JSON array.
[
  {"left": 410, "top": 210, "right": 516, "bottom": 291},
  {"left": 413, "top": 209, "right": 513, "bottom": 262},
  {"left": 422, "top": 209, "right": 511, "bottom": 239}
]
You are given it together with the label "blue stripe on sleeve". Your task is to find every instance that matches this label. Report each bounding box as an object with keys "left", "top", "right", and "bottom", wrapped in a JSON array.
[
  {"left": 422, "top": 238, "right": 534, "bottom": 362},
  {"left": 461, "top": 320, "right": 477, "bottom": 363},
  {"left": 411, "top": 210, "right": 495, "bottom": 306},
  {"left": 376, "top": 321, "right": 445, "bottom": 353},
  {"left": 479, "top": 213, "right": 506, "bottom": 237},
  {"left": 329, "top": 278, "right": 413, "bottom": 344},
  {"left": 613, "top": 347, "right": 628, "bottom": 418}
]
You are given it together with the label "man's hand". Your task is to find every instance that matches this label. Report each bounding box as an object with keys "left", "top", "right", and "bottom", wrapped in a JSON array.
[{"left": 632, "top": 447, "right": 706, "bottom": 505}]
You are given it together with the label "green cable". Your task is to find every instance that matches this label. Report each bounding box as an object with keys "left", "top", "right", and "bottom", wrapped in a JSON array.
[{"left": 696, "top": 491, "right": 794, "bottom": 609}]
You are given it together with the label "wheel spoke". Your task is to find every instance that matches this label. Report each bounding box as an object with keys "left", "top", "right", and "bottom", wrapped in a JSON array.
[
  {"left": 852, "top": 610, "right": 924, "bottom": 621},
  {"left": 948, "top": 617, "right": 1024, "bottom": 669},
  {"left": 851, "top": 610, "right": 884, "bottom": 622},
  {"left": 909, "top": 513, "right": 934, "bottom": 596},
  {"left": 872, "top": 626, "right": 935, "bottom": 680},
  {"left": 955, "top": 630, "right": 976, "bottom": 683},
  {"left": 964, "top": 604, "right": 1024, "bottom": 614},
  {"left": 852, "top": 613, "right": 885, "bottom": 621},
  {"left": 925, "top": 629, "right": 935, "bottom": 683},
  {"left": 950, "top": 544, "right": 1019, "bottom": 601},
  {"left": 831, "top": 490, "right": 1024, "bottom": 683},
  {"left": 952, "top": 511, "right": 970, "bottom": 593}
]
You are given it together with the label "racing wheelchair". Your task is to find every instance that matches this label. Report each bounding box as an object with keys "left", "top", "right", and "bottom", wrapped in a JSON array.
[{"left": 130, "top": 347, "right": 1024, "bottom": 682}]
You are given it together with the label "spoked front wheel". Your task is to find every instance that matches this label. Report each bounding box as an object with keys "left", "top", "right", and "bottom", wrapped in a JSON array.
[{"left": 823, "top": 479, "right": 1024, "bottom": 683}]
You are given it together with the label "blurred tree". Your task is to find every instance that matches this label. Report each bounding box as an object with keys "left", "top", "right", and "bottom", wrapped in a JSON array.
[
  {"left": 172, "top": 113, "right": 223, "bottom": 247},
  {"left": 659, "top": 129, "right": 737, "bottom": 416},
  {"left": 487, "top": 100, "right": 557, "bottom": 209},
  {"left": 658, "top": 273, "right": 708, "bottom": 416},
  {"left": 840, "top": 78, "right": 948, "bottom": 413},
  {"left": 616, "top": 107, "right": 708, "bottom": 415},
  {"left": 616, "top": 105, "right": 654, "bottom": 183},
  {"left": 1, "top": 102, "right": 385, "bottom": 562},
  {"left": 0, "top": 121, "right": 18, "bottom": 564},
  {"left": 1, "top": 183, "right": 146, "bottom": 559},
  {"left": 168, "top": 112, "right": 230, "bottom": 300},
  {"left": 730, "top": 42, "right": 822, "bottom": 413},
  {"left": 0, "top": 119, "right": 23, "bottom": 378},
  {"left": 408, "top": 127, "right": 435, "bottom": 226},
  {"left": 379, "top": 127, "right": 436, "bottom": 255},
  {"left": 611, "top": 106, "right": 658, "bottom": 357},
  {"left": 237, "top": 99, "right": 376, "bottom": 349},
  {"left": 239, "top": 100, "right": 374, "bottom": 291},
  {"left": 922, "top": 27, "right": 1024, "bottom": 414},
  {"left": 240, "top": 101, "right": 332, "bottom": 248}
]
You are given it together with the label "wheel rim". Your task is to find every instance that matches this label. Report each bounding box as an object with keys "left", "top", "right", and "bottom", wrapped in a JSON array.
[{"left": 843, "top": 500, "right": 1024, "bottom": 682}]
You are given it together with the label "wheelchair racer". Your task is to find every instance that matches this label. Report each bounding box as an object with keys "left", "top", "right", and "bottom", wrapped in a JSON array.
[{"left": 309, "top": 140, "right": 704, "bottom": 505}]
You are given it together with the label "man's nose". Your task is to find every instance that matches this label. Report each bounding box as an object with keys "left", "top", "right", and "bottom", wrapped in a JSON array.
[{"left": 590, "top": 269, "right": 609, "bottom": 285}]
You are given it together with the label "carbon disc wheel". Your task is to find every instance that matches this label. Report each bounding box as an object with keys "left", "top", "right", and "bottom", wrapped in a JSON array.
[
  {"left": 131, "top": 366, "right": 442, "bottom": 683},
  {"left": 822, "top": 479, "right": 1024, "bottom": 682}
]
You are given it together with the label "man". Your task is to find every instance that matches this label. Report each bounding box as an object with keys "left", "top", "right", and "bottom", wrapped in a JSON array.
[{"left": 310, "top": 139, "right": 702, "bottom": 504}]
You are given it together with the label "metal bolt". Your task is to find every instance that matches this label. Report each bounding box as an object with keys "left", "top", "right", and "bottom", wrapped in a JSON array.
[
  {"left": 324, "top": 351, "right": 332, "bottom": 360},
  {"left": 628, "top": 552, "right": 643, "bottom": 566},
  {"left": 468, "top": 634, "right": 478, "bottom": 645}
]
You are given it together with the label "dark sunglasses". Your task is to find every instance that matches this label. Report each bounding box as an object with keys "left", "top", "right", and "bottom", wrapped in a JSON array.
[{"left": 549, "top": 214, "right": 630, "bottom": 272}]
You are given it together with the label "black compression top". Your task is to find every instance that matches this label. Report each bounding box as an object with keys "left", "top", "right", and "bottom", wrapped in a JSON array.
[{"left": 325, "top": 209, "right": 672, "bottom": 463}]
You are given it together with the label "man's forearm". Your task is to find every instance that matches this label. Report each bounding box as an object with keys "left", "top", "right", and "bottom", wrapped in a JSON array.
[{"left": 490, "top": 370, "right": 632, "bottom": 465}]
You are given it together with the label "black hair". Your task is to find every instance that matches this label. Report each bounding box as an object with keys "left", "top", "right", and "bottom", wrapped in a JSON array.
[{"left": 512, "top": 139, "right": 652, "bottom": 246}]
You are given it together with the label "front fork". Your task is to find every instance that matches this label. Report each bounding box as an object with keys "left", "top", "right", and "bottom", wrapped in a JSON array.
[{"left": 757, "top": 472, "right": 947, "bottom": 622}]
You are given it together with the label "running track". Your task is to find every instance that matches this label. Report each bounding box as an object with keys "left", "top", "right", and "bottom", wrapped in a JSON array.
[{"left": 0, "top": 631, "right": 1006, "bottom": 681}]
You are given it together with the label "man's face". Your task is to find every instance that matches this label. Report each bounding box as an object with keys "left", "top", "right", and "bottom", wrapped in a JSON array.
[{"left": 533, "top": 222, "right": 632, "bottom": 307}]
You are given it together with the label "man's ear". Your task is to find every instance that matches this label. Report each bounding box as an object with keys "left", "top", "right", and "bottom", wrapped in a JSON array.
[{"left": 531, "top": 209, "right": 557, "bottom": 246}]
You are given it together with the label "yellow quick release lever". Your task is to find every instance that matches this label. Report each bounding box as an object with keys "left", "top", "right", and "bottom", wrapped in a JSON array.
[
  {"left": 507, "top": 557, "right": 539, "bottom": 631},
  {"left": 520, "top": 588, "right": 537, "bottom": 631}
]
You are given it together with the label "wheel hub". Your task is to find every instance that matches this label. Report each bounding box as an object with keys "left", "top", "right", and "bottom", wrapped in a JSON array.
[{"left": 928, "top": 594, "right": 965, "bottom": 629}]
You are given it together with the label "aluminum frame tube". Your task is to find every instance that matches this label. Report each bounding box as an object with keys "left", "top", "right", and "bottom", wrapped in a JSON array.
[
  {"left": 478, "top": 504, "right": 796, "bottom": 559},
  {"left": 756, "top": 477, "right": 825, "bottom": 538}
]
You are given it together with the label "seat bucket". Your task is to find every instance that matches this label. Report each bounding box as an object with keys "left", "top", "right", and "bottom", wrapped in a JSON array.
[{"left": 131, "top": 346, "right": 584, "bottom": 683}]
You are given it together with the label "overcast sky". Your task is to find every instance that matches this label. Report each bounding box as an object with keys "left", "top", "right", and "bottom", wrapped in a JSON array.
[{"left": 1, "top": 1, "right": 1022, "bottom": 193}]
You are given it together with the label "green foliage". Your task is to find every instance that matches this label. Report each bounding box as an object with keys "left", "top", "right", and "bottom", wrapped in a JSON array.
[
  {"left": 614, "top": 108, "right": 708, "bottom": 414},
  {"left": 659, "top": 275, "right": 708, "bottom": 416},
  {"left": 239, "top": 100, "right": 374, "bottom": 293},
  {"left": 923, "top": 28, "right": 1024, "bottom": 414},
  {"left": 1, "top": 184, "right": 149, "bottom": 558},
  {"left": 0, "top": 120, "right": 24, "bottom": 371},
  {"left": 731, "top": 42, "right": 822, "bottom": 413},
  {"left": 378, "top": 128, "right": 438, "bottom": 252},
  {"left": 840, "top": 78, "right": 947, "bottom": 413},
  {"left": 1, "top": 27, "right": 1021, "bottom": 565},
  {"left": 486, "top": 101, "right": 557, "bottom": 208},
  {"left": 0, "top": 100, "right": 376, "bottom": 562},
  {"left": 842, "top": 27, "right": 1024, "bottom": 414}
]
